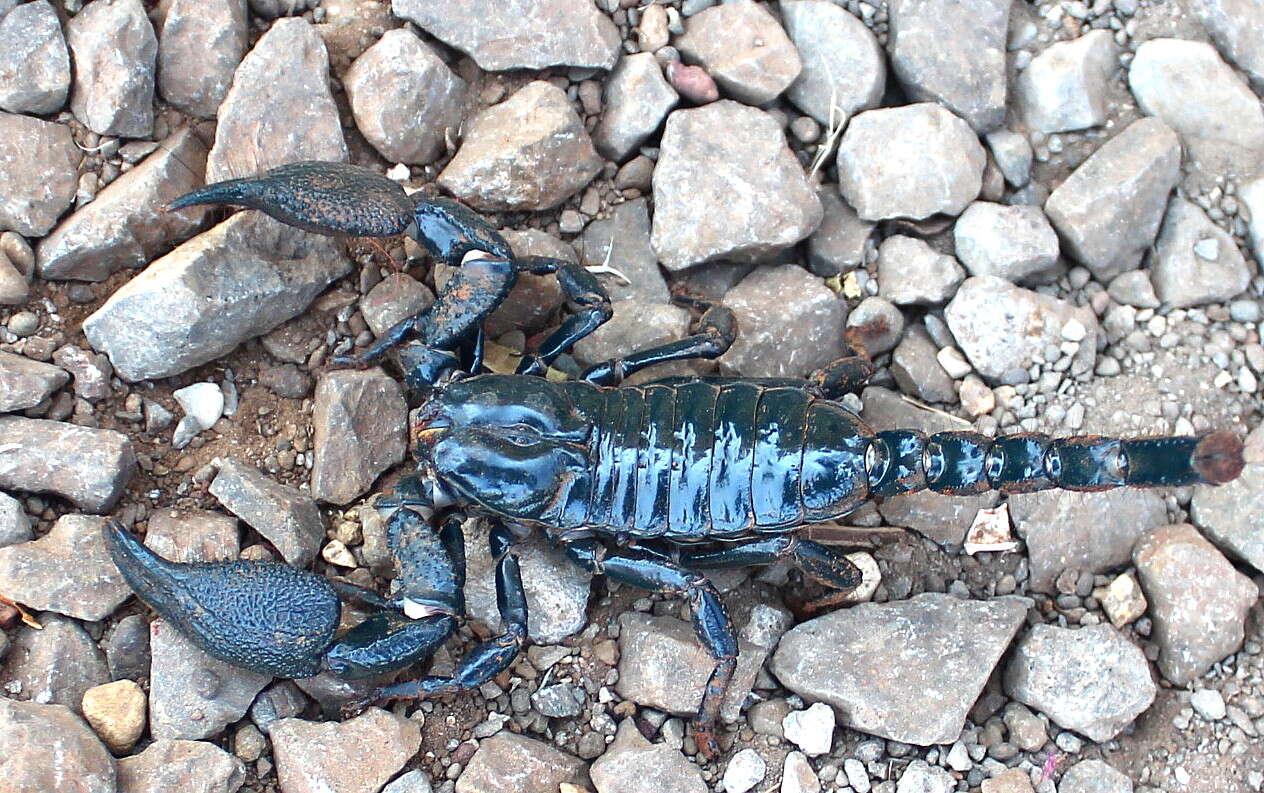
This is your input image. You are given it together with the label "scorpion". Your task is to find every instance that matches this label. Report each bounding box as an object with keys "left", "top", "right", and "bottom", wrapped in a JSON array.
[{"left": 104, "top": 161, "right": 1246, "bottom": 758}]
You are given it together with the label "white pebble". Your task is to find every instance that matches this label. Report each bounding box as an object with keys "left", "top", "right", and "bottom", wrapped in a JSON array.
[
  {"left": 1193, "top": 236, "right": 1220, "bottom": 260},
  {"left": 783, "top": 702, "right": 836, "bottom": 756},
  {"left": 843, "top": 757, "right": 871, "bottom": 793},
  {"left": 936, "top": 346, "right": 973, "bottom": 379},
  {"left": 1190, "top": 689, "right": 1227, "bottom": 721},
  {"left": 722, "top": 748, "right": 766, "bottom": 793},
  {"left": 1060, "top": 318, "right": 1087, "bottom": 342},
  {"left": 173, "top": 382, "right": 225, "bottom": 431},
  {"left": 781, "top": 752, "right": 821, "bottom": 793}
]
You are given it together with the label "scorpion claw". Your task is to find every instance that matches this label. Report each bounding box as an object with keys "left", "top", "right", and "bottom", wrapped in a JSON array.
[
  {"left": 691, "top": 722, "right": 720, "bottom": 762},
  {"left": 340, "top": 695, "right": 376, "bottom": 719}
]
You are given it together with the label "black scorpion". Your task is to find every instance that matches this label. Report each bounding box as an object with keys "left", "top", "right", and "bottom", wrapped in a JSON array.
[{"left": 104, "top": 161, "right": 1247, "bottom": 757}]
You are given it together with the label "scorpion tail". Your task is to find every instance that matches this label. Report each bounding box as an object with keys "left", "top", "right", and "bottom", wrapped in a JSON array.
[{"left": 867, "top": 430, "right": 1244, "bottom": 497}]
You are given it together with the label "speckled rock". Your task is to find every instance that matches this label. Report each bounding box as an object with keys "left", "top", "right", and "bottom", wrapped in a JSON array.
[
  {"left": 2, "top": 614, "right": 109, "bottom": 714},
  {"left": 0, "top": 700, "right": 115, "bottom": 793},
  {"left": 1196, "top": 0, "right": 1264, "bottom": 92},
  {"left": 808, "top": 189, "right": 874, "bottom": 277},
  {"left": 144, "top": 506, "right": 239, "bottom": 563},
  {"left": 780, "top": 0, "right": 884, "bottom": 126},
  {"left": 0, "top": 350, "right": 69, "bottom": 413},
  {"left": 359, "top": 274, "right": 435, "bottom": 338},
  {"left": 310, "top": 369, "right": 407, "bottom": 505},
  {"left": 1149, "top": 197, "right": 1251, "bottom": 308},
  {"left": 651, "top": 101, "right": 821, "bottom": 270},
  {"left": 0, "top": 112, "right": 81, "bottom": 236},
  {"left": 594, "top": 52, "right": 678, "bottom": 164},
  {"left": 155, "top": 0, "right": 248, "bottom": 118},
  {"left": 590, "top": 718, "right": 706, "bottom": 793},
  {"left": 579, "top": 197, "right": 668, "bottom": 303},
  {"left": 675, "top": 0, "right": 800, "bottom": 105},
  {"left": 890, "top": 327, "right": 957, "bottom": 404},
  {"left": 1058, "top": 759, "right": 1133, "bottom": 793},
  {"left": 877, "top": 235, "right": 964, "bottom": 306},
  {"left": 0, "top": 0, "right": 70, "bottom": 115},
  {"left": 82, "top": 679, "right": 147, "bottom": 753},
  {"left": 1016, "top": 30, "right": 1118, "bottom": 134},
  {"left": 66, "top": 0, "right": 156, "bottom": 137},
  {"left": 0, "top": 491, "right": 31, "bottom": 547},
  {"left": 0, "top": 418, "right": 135, "bottom": 512},
  {"left": 118, "top": 739, "right": 246, "bottom": 793},
  {"left": 271, "top": 709, "right": 421, "bottom": 793},
  {"left": 438, "top": 81, "right": 602, "bottom": 211},
  {"left": 953, "top": 202, "right": 1059, "bottom": 283},
  {"left": 717, "top": 264, "right": 845, "bottom": 379},
  {"left": 0, "top": 514, "right": 131, "bottom": 621},
  {"left": 209, "top": 457, "right": 323, "bottom": 566},
  {"left": 456, "top": 731, "right": 588, "bottom": 793},
  {"left": 847, "top": 296, "right": 905, "bottom": 356},
  {"left": 896, "top": 761, "right": 954, "bottom": 793}
]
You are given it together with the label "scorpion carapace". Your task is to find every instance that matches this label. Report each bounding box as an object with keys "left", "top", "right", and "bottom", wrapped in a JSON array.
[{"left": 110, "top": 161, "right": 1247, "bottom": 758}]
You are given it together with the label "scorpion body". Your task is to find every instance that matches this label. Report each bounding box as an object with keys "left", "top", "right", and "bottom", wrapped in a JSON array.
[{"left": 105, "top": 162, "right": 1246, "bottom": 757}]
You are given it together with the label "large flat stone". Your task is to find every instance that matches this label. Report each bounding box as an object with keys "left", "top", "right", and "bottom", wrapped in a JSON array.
[
  {"left": 0, "top": 515, "right": 130, "bottom": 621},
  {"left": 0, "top": 700, "right": 115, "bottom": 793},
  {"left": 0, "top": 112, "right": 81, "bottom": 236},
  {"left": 0, "top": 417, "right": 135, "bottom": 512},
  {"left": 310, "top": 369, "right": 407, "bottom": 505},
  {"left": 0, "top": 351, "right": 68, "bottom": 413}
]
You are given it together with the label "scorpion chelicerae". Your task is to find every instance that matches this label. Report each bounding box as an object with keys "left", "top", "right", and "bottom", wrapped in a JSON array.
[{"left": 104, "top": 161, "right": 1246, "bottom": 757}]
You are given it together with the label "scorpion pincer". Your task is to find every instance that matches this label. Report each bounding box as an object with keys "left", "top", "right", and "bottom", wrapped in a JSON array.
[{"left": 103, "top": 161, "right": 1248, "bottom": 758}]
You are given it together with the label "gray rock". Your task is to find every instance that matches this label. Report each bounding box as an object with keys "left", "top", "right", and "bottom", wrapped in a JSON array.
[
  {"left": 1149, "top": 197, "right": 1251, "bottom": 308},
  {"left": 1195, "top": 0, "right": 1264, "bottom": 92},
  {"left": 953, "top": 202, "right": 1059, "bottom": 283},
  {"left": 718, "top": 264, "right": 845, "bottom": 378},
  {"left": 0, "top": 0, "right": 70, "bottom": 115},
  {"left": 895, "top": 761, "right": 954, "bottom": 793},
  {"left": 118, "top": 739, "right": 247, "bottom": 793},
  {"left": 105, "top": 614, "right": 151, "bottom": 682},
  {"left": 1010, "top": 488, "right": 1167, "bottom": 593},
  {"left": 589, "top": 718, "right": 707, "bottom": 793},
  {"left": 393, "top": 0, "right": 619, "bottom": 72},
  {"left": 439, "top": 81, "right": 602, "bottom": 211},
  {"left": 66, "top": 0, "right": 156, "bottom": 137},
  {"left": 248, "top": 679, "right": 308, "bottom": 734},
  {"left": 272, "top": 709, "right": 421, "bottom": 793},
  {"left": 38, "top": 128, "right": 209, "bottom": 282},
  {"left": 594, "top": 53, "right": 678, "bottom": 164},
  {"left": 675, "top": 0, "right": 801, "bottom": 105},
  {"left": 0, "top": 113, "right": 81, "bottom": 236},
  {"left": 877, "top": 235, "right": 964, "bottom": 306},
  {"left": 780, "top": 0, "right": 884, "bottom": 126},
  {"left": 891, "top": 327, "right": 958, "bottom": 404},
  {"left": 1129, "top": 38, "right": 1264, "bottom": 155},
  {"left": 206, "top": 18, "right": 347, "bottom": 183},
  {"left": 52, "top": 345, "right": 112, "bottom": 402},
  {"left": 887, "top": 0, "right": 1011, "bottom": 132},
  {"left": 0, "top": 514, "right": 131, "bottom": 621},
  {"left": 808, "top": 189, "right": 874, "bottom": 277},
  {"left": 1002, "top": 701, "right": 1047, "bottom": 752},
  {"left": 149, "top": 618, "right": 271, "bottom": 740},
  {"left": 359, "top": 274, "right": 435, "bottom": 338},
  {"left": 464, "top": 519, "right": 591, "bottom": 644},
  {"left": 1191, "top": 427, "right": 1264, "bottom": 572},
  {"left": 985, "top": 129, "right": 1033, "bottom": 188},
  {"left": 531, "top": 680, "right": 585, "bottom": 718},
  {"left": 1058, "top": 759, "right": 1133, "bottom": 793},
  {"left": 0, "top": 418, "right": 135, "bottom": 512},
  {"left": 838, "top": 103, "right": 986, "bottom": 222},
  {"left": 616, "top": 611, "right": 763, "bottom": 723},
  {"left": 0, "top": 251, "right": 27, "bottom": 305},
  {"left": 209, "top": 457, "right": 323, "bottom": 566},
  {"left": 384, "top": 770, "right": 434, "bottom": 793},
  {"left": 1017, "top": 30, "right": 1118, "bottom": 134},
  {"left": 310, "top": 369, "right": 407, "bottom": 505},
  {"left": 155, "top": 0, "right": 248, "bottom": 118},
  {"left": 572, "top": 300, "right": 697, "bottom": 385},
  {"left": 0, "top": 491, "right": 30, "bottom": 547},
  {"left": 944, "top": 276, "right": 1098, "bottom": 381},
  {"left": 771, "top": 593, "right": 1027, "bottom": 745},
  {"left": 2, "top": 614, "right": 109, "bottom": 714},
  {"left": 0, "top": 700, "right": 115, "bottom": 793},
  {"left": 345, "top": 29, "right": 466, "bottom": 165},
  {"left": 83, "top": 212, "right": 351, "bottom": 382},
  {"left": 847, "top": 296, "right": 905, "bottom": 356},
  {"left": 456, "top": 731, "right": 588, "bottom": 793},
  {"left": 1106, "top": 270, "right": 1161, "bottom": 309},
  {"left": 1133, "top": 523, "right": 1259, "bottom": 686},
  {"left": 1044, "top": 117, "right": 1181, "bottom": 280},
  {"left": 247, "top": 0, "right": 316, "bottom": 18},
  {"left": 0, "top": 350, "right": 68, "bottom": 413},
  {"left": 652, "top": 102, "right": 821, "bottom": 270},
  {"left": 145, "top": 507, "right": 239, "bottom": 563},
  {"left": 580, "top": 198, "right": 668, "bottom": 303},
  {"left": 1004, "top": 623, "right": 1156, "bottom": 741}
]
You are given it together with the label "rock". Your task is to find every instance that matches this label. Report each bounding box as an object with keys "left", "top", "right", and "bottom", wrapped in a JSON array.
[
  {"left": 83, "top": 212, "right": 351, "bottom": 382},
  {"left": 1129, "top": 39, "right": 1264, "bottom": 155},
  {"left": 579, "top": 198, "right": 668, "bottom": 303},
  {"left": 717, "top": 264, "right": 845, "bottom": 378},
  {"left": 0, "top": 350, "right": 68, "bottom": 413},
  {"left": 616, "top": 611, "right": 762, "bottom": 723},
  {"left": 173, "top": 382, "right": 224, "bottom": 436},
  {"left": 572, "top": 300, "right": 696, "bottom": 384},
  {"left": 2, "top": 614, "right": 109, "bottom": 713},
  {"left": 248, "top": 679, "right": 308, "bottom": 734},
  {"left": 846, "top": 296, "right": 905, "bottom": 356},
  {"left": 675, "top": 0, "right": 800, "bottom": 105},
  {"left": 780, "top": 0, "right": 884, "bottom": 126},
  {"left": 0, "top": 252, "right": 27, "bottom": 305},
  {"left": 665, "top": 61, "right": 720, "bottom": 105},
  {"left": 155, "top": 0, "right": 248, "bottom": 118},
  {"left": 206, "top": 18, "right": 347, "bottom": 183},
  {"left": 51, "top": 345, "right": 112, "bottom": 403},
  {"left": 0, "top": 418, "right": 135, "bottom": 512},
  {"left": 0, "top": 112, "right": 81, "bottom": 236},
  {"left": 345, "top": 29, "right": 466, "bottom": 165},
  {"left": 1096, "top": 572, "right": 1148, "bottom": 629},
  {"left": 781, "top": 752, "right": 820, "bottom": 793},
  {"left": 145, "top": 507, "right": 239, "bottom": 563},
  {"left": 1058, "top": 759, "right": 1133, "bottom": 793},
  {"left": 0, "top": 491, "right": 30, "bottom": 547},
  {"left": 1017, "top": 31, "right": 1118, "bottom": 134},
  {"left": 0, "top": 0, "right": 70, "bottom": 115},
  {"left": 438, "top": 81, "right": 602, "bottom": 211},
  {"left": 783, "top": 702, "right": 835, "bottom": 756},
  {"left": 1149, "top": 197, "right": 1251, "bottom": 308},
  {"left": 456, "top": 731, "right": 587, "bottom": 793},
  {"left": 944, "top": 276, "right": 1098, "bottom": 381},
  {"left": 1002, "top": 702, "right": 1047, "bottom": 752},
  {"left": 1191, "top": 426, "right": 1264, "bottom": 572},
  {"left": 589, "top": 718, "right": 707, "bottom": 793},
  {"left": 895, "top": 760, "right": 954, "bottom": 793},
  {"left": 1190, "top": 688, "right": 1227, "bottom": 721},
  {"left": 359, "top": 274, "right": 435, "bottom": 338},
  {"left": 118, "top": 739, "right": 246, "bottom": 793},
  {"left": 1107, "top": 270, "right": 1161, "bottom": 308},
  {"left": 877, "top": 236, "right": 964, "bottom": 306},
  {"left": 890, "top": 327, "right": 957, "bottom": 404},
  {"left": 38, "top": 127, "right": 209, "bottom": 282},
  {"left": 837, "top": 104, "right": 986, "bottom": 222},
  {"left": 594, "top": 53, "right": 678, "bottom": 164},
  {"left": 82, "top": 679, "right": 147, "bottom": 753},
  {"left": 807, "top": 189, "right": 873, "bottom": 277},
  {"left": 1044, "top": 117, "right": 1181, "bottom": 280},
  {"left": 105, "top": 614, "right": 151, "bottom": 682},
  {"left": 247, "top": 0, "right": 316, "bottom": 19},
  {"left": 981, "top": 770, "right": 1035, "bottom": 793},
  {"left": 1009, "top": 487, "right": 1167, "bottom": 592},
  {"left": 393, "top": 0, "right": 619, "bottom": 71},
  {"left": 1132, "top": 523, "right": 1259, "bottom": 686},
  {"left": 723, "top": 748, "right": 766, "bottom": 793},
  {"left": 435, "top": 229, "right": 569, "bottom": 337},
  {"left": 149, "top": 619, "right": 271, "bottom": 740},
  {"left": 651, "top": 102, "right": 821, "bottom": 269},
  {"left": 886, "top": 0, "right": 1011, "bottom": 132},
  {"left": 953, "top": 202, "right": 1059, "bottom": 283},
  {"left": 383, "top": 770, "right": 433, "bottom": 793},
  {"left": 985, "top": 129, "right": 1033, "bottom": 188},
  {"left": 66, "top": 0, "right": 156, "bottom": 137},
  {"left": 0, "top": 700, "right": 115, "bottom": 793},
  {"left": 770, "top": 593, "right": 1027, "bottom": 745},
  {"left": 1003, "top": 623, "right": 1156, "bottom": 741},
  {"left": 310, "top": 369, "right": 407, "bottom": 505},
  {"left": 464, "top": 519, "right": 591, "bottom": 643},
  {"left": 271, "top": 709, "right": 420, "bottom": 793},
  {"left": 1196, "top": 0, "right": 1264, "bottom": 92},
  {"left": 0, "top": 514, "right": 131, "bottom": 620},
  {"left": 209, "top": 457, "right": 323, "bottom": 566}
]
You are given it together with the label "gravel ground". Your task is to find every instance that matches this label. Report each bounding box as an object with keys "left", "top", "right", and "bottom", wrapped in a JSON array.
[{"left": 1, "top": 0, "right": 1262, "bottom": 792}]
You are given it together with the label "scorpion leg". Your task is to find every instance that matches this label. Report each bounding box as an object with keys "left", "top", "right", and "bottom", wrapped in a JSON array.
[
  {"left": 580, "top": 301, "right": 737, "bottom": 386},
  {"left": 516, "top": 258, "right": 614, "bottom": 376},
  {"left": 564, "top": 539, "right": 736, "bottom": 759},
  {"left": 680, "top": 535, "right": 864, "bottom": 614},
  {"left": 806, "top": 349, "right": 876, "bottom": 399}
]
